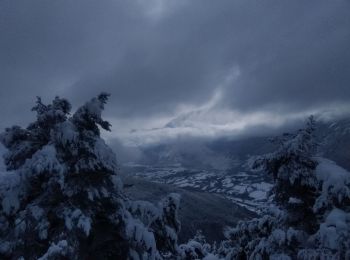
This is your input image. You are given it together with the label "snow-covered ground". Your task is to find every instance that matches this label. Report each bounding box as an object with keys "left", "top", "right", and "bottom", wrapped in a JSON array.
[{"left": 123, "top": 163, "right": 273, "bottom": 211}]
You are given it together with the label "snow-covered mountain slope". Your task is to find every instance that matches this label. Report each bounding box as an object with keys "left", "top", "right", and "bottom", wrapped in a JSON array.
[
  {"left": 122, "top": 135, "right": 276, "bottom": 211},
  {"left": 123, "top": 164, "right": 272, "bottom": 212},
  {"left": 122, "top": 175, "right": 255, "bottom": 243},
  {"left": 122, "top": 116, "right": 350, "bottom": 213}
]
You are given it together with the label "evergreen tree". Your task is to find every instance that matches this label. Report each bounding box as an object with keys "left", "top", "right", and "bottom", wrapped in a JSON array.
[
  {"left": 252, "top": 115, "right": 319, "bottom": 232},
  {"left": 219, "top": 116, "right": 319, "bottom": 259},
  {"left": 218, "top": 116, "right": 350, "bottom": 259},
  {"left": 298, "top": 158, "right": 350, "bottom": 259},
  {"left": 0, "top": 94, "right": 181, "bottom": 259},
  {"left": 178, "top": 230, "right": 212, "bottom": 260},
  {"left": 1, "top": 97, "right": 71, "bottom": 171},
  {"left": 127, "top": 193, "right": 181, "bottom": 258}
]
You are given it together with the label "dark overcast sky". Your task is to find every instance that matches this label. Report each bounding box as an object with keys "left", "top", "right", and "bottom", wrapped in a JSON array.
[{"left": 1, "top": 0, "right": 350, "bottom": 144}]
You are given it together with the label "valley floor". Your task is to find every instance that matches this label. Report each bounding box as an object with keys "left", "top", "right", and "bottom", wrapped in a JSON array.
[{"left": 123, "top": 163, "right": 273, "bottom": 212}]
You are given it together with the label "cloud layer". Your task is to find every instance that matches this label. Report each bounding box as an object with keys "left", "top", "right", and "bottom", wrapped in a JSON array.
[{"left": 1, "top": 0, "right": 349, "bottom": 143}]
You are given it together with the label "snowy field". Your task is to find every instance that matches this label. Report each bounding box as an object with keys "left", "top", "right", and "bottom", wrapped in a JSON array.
[{"left": 123, "top": 163, "right": 273, "bottom": 211}]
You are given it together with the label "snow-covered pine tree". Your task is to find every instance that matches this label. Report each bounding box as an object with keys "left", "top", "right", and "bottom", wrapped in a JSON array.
[
  {"left": 178, "top": 230, "right": 212, "bottom": 260},
  {"left": 128, "top": 193, "right": 181, "bottom": 259},
  {"left": 220, "top": 116, "right": 319, "bottom": 259},
  {"left": 0, "top": 94, "right": 181, "bottom": 259},
  {"left": 1, "top": 96, "right": 71, "bottom": 171},
  {"left": 153, "top": 194, "right": 181, "bottom": 256},
  {"left": 252, "top": 115, "right": 319, "bottom": 233},
  {"left": 298, "top": 158, "right": 350, "bottom": 259}
]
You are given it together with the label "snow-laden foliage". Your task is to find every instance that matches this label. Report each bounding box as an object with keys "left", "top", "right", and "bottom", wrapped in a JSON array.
[
  {"left": 178, "top": 230, "right": 213, "bottom": 260},
  {"left": 314, "top": 158, "right": 350, "bottom": 213},
  {"left": 299, "top": 208, "right": 350, "bottom": 259},
  {"left": 216, "top": 207, "right": 308, "bottom": 259},
  {"left": 215, "top": 116, "right": 350, "bottom": 259},
  {"left": 299, "top": 159, "right": 350, "bottom": 259},
  {"left": 37, "top": 240, "right": 70, "bottom": 260},
  {"left": 1, "top": 97, "right": 71, "bottom": 171},
  {"left": 217, "top": 159, "right": 350, "bottom": 260},
  {"left": 128, "top": 193, "right": 181, "bottom": 258},
  {"left": 251, "top": 116, "right": 319, "bottom": 233},
  {"left": 0, "top": 94, "right": 182, "bottom": 259}
]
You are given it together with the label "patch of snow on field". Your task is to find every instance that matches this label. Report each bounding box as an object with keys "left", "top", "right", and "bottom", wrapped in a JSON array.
[{"left": 124, "top": 163, "right": 273, "bottom": 211}]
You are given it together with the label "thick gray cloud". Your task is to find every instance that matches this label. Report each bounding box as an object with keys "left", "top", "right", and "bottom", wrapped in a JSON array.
[{"left": 0, "top": 0, "right": 349, "bottom": 139}]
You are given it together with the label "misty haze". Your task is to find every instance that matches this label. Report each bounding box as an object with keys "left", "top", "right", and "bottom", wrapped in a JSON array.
[{"left": 0, "top": 1, "right": 350, "bottom": 259}]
